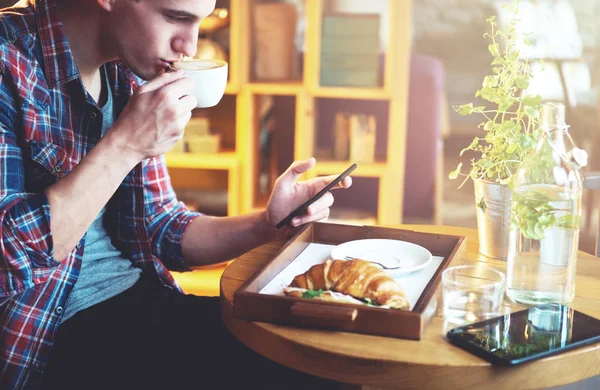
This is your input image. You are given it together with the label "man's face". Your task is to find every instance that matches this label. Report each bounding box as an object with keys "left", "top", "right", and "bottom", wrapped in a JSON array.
[{"left": 107, "top": 0, "right": 216, "bottom": 80}]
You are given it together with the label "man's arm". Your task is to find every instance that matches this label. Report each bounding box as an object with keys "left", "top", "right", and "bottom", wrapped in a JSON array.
[
  {"left": 47, "top": 70, "right": 196, "bottom": 261},
  {"left": 180, "top": 158, "right": 352, "bottom": 267},
  {"left": 0, "top": 69, "right": 195, "bottom": 299},
  {"left": 181, "top": 211, "right": 277, "bottom": 266},
  {"left": 0, "top": 71, "right": 58, "bottom": 297},
  {"left": 45, "top": 137, "right": 139, "bottom": 260}
]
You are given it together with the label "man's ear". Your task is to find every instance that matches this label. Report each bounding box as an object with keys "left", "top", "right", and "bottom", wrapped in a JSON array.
[{"left": 97, "top": 0, "right": 116, "bottom": 12}]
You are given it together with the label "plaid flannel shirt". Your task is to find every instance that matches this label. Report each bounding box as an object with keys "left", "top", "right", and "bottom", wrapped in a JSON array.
[{"left": 0, "top": 1, "right": 199, "bottom": 388}]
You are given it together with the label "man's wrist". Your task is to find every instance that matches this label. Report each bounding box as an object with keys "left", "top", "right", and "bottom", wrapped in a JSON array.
[
  {"left": 258, "top": 210, "right": 281, "bottom": 241},
  {"left": 259, "top": 210, "right": 298, "bottom": 242},
  {"left": 102, "top": 126, "right": 143, "bottom": 170}
]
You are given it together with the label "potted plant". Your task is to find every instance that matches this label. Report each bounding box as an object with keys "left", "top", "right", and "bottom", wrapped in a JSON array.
[{"left": 449, "top": 0, "right": 542, "bottom": 259}]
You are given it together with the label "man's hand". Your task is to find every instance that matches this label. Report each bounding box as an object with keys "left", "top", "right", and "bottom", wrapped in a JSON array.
[
  {"left": 105, "top": 69, "right": 197, "bottom": 164},
  {"left": 266, "top": 158, "right": 353, "bottom": 229}
]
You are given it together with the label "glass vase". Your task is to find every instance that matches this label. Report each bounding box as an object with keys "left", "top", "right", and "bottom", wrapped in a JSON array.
[{"left": 506, "top": 102, "right": 585, "bottom": 306}]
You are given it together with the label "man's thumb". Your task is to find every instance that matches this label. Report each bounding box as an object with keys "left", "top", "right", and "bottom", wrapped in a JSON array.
[{"left": 279, "top": 158, "right": 316, "bottom": 186}]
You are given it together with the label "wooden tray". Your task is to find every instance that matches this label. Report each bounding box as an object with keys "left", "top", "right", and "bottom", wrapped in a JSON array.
[{"left": 233, "top": 222, "right": 467, "bottom": 340}]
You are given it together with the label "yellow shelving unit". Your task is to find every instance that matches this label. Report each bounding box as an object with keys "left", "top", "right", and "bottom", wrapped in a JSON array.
[
  {"left": 296, "top": 0, "right": 413, "bottom": 225},
  {"left": 165, "top": 152, "right": 239, "bottom": 216},
  {"left": 247, "top": 82, "right": 304, "bottom": 96},
  {"left": 166, "top": 0, "right": 413, "bottom": 226}
]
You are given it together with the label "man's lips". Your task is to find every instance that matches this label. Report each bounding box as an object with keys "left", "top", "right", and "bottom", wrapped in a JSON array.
[{"left": 161, "top": 59, "right": 183, "bottom": 71}]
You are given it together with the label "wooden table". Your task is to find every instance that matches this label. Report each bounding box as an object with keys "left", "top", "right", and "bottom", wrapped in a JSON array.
[{"left": 220, "top": 225, "right": 600, "bottom": 389}]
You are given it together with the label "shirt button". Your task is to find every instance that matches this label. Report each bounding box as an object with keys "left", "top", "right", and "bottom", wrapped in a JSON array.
[
  {"left": 54, "top": 166, "right": 62, "bottom": 174},
  {"left": 76, "top": 243, "right": 82, "bottom": 249},
  {"left": 89, "top": 112, "right": 97, "bottom": 120},
  {"left": 55, "top": 306, "right": 63, "bottom": 315}
]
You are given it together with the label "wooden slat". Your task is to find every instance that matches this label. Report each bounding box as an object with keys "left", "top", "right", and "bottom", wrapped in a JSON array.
[{"left": 381, "top": 0, "right": 413, "bottom": 226}]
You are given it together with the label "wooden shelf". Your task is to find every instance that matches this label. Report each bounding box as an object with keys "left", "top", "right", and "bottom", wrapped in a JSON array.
[
  {"left": 165, "top": 151, "right": 238, "bottom": 170},
  {"left": 225, "top": 83, "right": 239, "bottom": 95},
  {"left": 166, "top": 150, "right": 240, "bottom": 216},
  {"left": 310, "top": 86, "right": 390, "bottom": 100},
  {"left": 246, "top": 81, "right": 303, "bottom": 95}
]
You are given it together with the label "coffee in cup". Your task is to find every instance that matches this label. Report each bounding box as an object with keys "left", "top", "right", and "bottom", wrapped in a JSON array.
[{"left": 172, "top": 59, "right": 228, "bottom": 108}]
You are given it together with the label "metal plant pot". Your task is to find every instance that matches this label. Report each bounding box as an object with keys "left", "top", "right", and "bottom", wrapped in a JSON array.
[{"left": 473, "top": 179, "right": 512, "bottom": 260}]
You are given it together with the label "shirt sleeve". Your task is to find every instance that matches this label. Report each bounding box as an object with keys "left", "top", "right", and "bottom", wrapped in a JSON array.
[
  {"left": 143, "top": 155, "right": 201, "bottom": 272},
  {"left": 0, "top": 73, "right": 59, "bottom": 299}
]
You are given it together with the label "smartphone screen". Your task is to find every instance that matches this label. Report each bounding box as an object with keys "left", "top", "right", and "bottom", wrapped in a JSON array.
[
  {"left": 275, "top": 163, "right": 357, "bottom": 229},
  {"left": 446, "top": 303, "right": 600, "bottom": 365}
]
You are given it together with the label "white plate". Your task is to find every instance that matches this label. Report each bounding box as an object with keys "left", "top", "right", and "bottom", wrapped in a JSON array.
[{"left": 330, "top": 239, "right": 433, "bottom": 276}]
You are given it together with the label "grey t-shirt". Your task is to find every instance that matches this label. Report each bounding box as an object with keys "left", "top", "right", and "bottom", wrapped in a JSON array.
[{"left": 60, "top": 69, "right": 142, "bottom": 323}]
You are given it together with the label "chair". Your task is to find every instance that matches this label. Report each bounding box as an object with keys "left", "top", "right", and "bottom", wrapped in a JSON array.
[{"left": 403, "top": 53, "right": 447, "bottom": 224}]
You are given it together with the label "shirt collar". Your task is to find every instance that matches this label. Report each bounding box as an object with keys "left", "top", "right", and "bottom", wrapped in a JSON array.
[
  {"left": 35, "top": 0, "right": 80, "bottom": 87},
  {"left": 34, "top": 0, "right": 140, "bottom": 94}
]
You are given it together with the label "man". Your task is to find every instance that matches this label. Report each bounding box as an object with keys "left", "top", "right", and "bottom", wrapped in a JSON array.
[{"left": 0, "top": 0, "right": 351, "bottom": 388}]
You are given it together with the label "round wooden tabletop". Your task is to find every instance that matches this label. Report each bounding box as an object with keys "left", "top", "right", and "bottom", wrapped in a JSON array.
[{"left": 220, "top": 225, "right": 600, "bottom": 389}]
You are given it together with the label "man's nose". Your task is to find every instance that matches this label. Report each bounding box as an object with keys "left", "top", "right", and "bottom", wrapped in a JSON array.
[{"left": 175, "top": 27, "right": 199, "bottom": 58}]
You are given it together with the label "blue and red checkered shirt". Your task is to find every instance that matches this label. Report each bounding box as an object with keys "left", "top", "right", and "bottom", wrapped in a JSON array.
[{"left": 0, "top": 1, "right": 199, "bottom": 387}]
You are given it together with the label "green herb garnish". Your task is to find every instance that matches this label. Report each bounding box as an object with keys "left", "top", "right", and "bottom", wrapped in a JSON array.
[
  {"left": 301, "top": 289, "right": 324, "bottom": 299},
  {"left": 362, "top": 298, "right": 379, "bottom": 307}
]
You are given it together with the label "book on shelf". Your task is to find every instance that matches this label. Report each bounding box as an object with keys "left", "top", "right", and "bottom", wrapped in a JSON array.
[{"left": 320, "top": 14, "right": 381, "bottom": 88}]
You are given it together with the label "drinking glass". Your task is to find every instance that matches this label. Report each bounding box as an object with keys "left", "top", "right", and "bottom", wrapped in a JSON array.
[{"left": 442, "top": 265, "right": 505, "bottom": 325}]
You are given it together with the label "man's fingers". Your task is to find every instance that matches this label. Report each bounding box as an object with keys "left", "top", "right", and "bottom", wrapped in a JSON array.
[
  {"left": 137, "top": 69, "right": 185, "bottom": 94},
  {"left": 289, "top": 193, "right": 333, "bottom": 227},
  {"left": 175, "top": 94, "right": 198, "bottom": 115},
  {"left": 291, "top": 208, "right": 331, "bottom": 227},
  {"left": 306, "top": 191, "right": 334, "bottom": 216},
  {"left": 305, "top": 175, "right": 352, "bottom": 197},
  {"left": 278, "top": 158, "right": 316, "bottom": 187},
  {"left": 156, "top": 76, "right": 196, "bottom": 103},
  {"left": 328, "top": 175, "right": 352, "bottom": 190},
  {"left": 173, "top": 109, "right": 192, "bottom": 133}
]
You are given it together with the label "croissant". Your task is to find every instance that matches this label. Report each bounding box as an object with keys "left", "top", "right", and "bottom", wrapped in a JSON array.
[{"left": 285, "top": 259, "right": 410, "bottom": 310}]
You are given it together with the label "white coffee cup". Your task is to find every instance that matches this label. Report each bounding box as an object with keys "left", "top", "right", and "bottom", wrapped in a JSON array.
[{"left": 173, "top": 59, "right": 228, "bottom": 108}]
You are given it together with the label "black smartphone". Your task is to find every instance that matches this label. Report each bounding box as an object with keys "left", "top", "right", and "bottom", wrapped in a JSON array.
[
  {"left": 275, "top": 163, "right": 357, "bottom": 229},
  {"left": 446, "top": 303, "right": 600, "bottom": 366}
]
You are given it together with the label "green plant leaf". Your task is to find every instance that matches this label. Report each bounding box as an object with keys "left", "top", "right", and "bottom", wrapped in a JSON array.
[
  {"left": 501, "top": 120, "right": 518, "bottom": 132},
  {"left": 511, "top": 188, "right": 579, "bottom": 240},
  {"left": 449, "top": 0, "right": 541, "bottom": 186},
  {"left": 477, "top": 86, "right": 498, "bottom": 102},
  {"left": 515, "top": 77, "right": 530, "bottom": 89},
  {"left": 488, "top": 43, "right": 500, "bottom": 57},
  {"left": 499, "top": 96, "right": 515, "bottom": 112},
  {"left": 454, "top": 103, "right": 474, "bottom": 116},
  {"left": 449, "top": 162, "right": 462, "bottom": 180},
  {"left": 483, "top": 121, "right": 495, "bottom": 131},
  {"left": 483, "top": 75, "right": 499, "bottom": 88},
  {"left": 522, "top": 94, "right": 542, "bottom": 107}
]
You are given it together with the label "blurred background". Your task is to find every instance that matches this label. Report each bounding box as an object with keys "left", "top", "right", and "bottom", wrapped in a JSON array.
[{"left": 3, "top": 0, "right": 599, "bottom": 250}]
